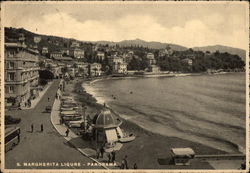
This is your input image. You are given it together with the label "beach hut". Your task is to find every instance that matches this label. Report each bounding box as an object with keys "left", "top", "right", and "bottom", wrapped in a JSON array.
[
  {"left": 92, "top": 108, "right": 122, "bottom": 151},
  {"left": 171, "top": 148, "right": 195, "bottom": 166}
]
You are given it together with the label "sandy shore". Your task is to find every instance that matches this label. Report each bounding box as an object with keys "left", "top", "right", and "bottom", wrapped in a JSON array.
[{"left": 65, "top": 78, "right": 228, "bottom": 169}]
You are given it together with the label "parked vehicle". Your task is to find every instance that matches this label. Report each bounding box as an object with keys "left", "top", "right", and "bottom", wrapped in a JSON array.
[
  {"left": 5, "top": 126, "right": 20, "bottom": 152},
  {"left": 5, "top": 115, "right": 21, "bottom": 125}
]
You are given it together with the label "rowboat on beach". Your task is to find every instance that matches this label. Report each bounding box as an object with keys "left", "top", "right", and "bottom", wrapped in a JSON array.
[
  {"left": 60, "top": 107, "right": 79, "bottom": 111},
  {"left": 62, "top": 115, "right": 82, "bottom": 121},
  {"left": 116, "top": 127, "right": 136, "bottom": 143},
  {"left": 61, "top": 110, "right": 78, "bottom": 116},
  {"left": 61, "top": 103, "right": 78, "bottom": 108}
]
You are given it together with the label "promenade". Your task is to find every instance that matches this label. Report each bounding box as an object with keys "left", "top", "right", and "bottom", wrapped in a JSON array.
[
  {"left": 50, "top": 80, "right": 119, "bottom": 169},
  {"left": 5, "top": 79, "right": 100, "bottom": 169}
]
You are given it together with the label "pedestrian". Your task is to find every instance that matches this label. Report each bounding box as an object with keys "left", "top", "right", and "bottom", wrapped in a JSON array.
[
  {"left": 123, "top": 155, "right": 128, "bottom": 169},
  {"left": 108, "top": 152, "right": 112, "bottom": 163},
  {"left": 133, "top": 163, "right": 137, "bottom": 169},
  {"left": 41, "top": 124, "right": 43, "bottom": 132},
  {"left": 100, "top": 146, "right": 105, "bottom": 158},
  {"left": 111, "top": 151, "right": 116, "bottom": 163},
  {"left": 120, "top": 159, "right": 125, "bottom": 169},
  {"left": 48, "top": 97, "right": 50, "bottom": 102},
  {"left": 31, "top": 124, "right": 34, "bottom": 133},
  {"left": 56, "top": 93, "right": 58, "bottom": 99},
  {"left": 65, "top": 128, "right": 69, "bottom": 137},
  {"left": 96, "top": 148, "right": 100, "bottom": 159}
]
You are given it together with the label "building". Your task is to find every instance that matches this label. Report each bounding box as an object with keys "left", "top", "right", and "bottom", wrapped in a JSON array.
[
  {"left": 89, "top": 63, "right": 102, "bottom": 76},
  {"left": 71, "top": 41, "right": 80, "bottom": 48},
  {"left": 69, "top": 48, "right": 84, "bottom": 59},
  {"left": 75, "top": 62, "right": 89, "bottom": 77},
  {"left": 148, "top": 65, "right": 160, "bottom": 73},
  {"left": 41, "top": 47, "right": 49, "bottom": 55},
  {"left": 50, "top": 51, "right": 62, "bottom": 59},
  {"left": 61, "top": 48, "right": 70, "bottom": 56},
  {"left": 92, "top": 109, "right": 123, "bottom": 149},
  {"left": 146, "top": 53, "right": 156, "bottom": 65},
  {"left": 5, "top": 42, "right": 39, "bottom": 108},
  {"left": 96, "top": 51, "right": 105, "bottom": 60},
  {"left": 108, "top": 55, "right": 127, "bottom": 74},
  {"left": 182, "top": 58, "right": 193, "bottom": 66}
]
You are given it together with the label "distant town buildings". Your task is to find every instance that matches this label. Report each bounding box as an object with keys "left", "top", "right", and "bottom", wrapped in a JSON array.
[
  {"left": 41, "top": 47, "right": 49, "bottom": 55},
  {"left": 109, "top": 55, "right": 127, "bottom": 74},
  {"left": 69, "top": 48, "right": 84, "bottom": 59},
  {"left": 50, "top": 51, "right": 63, "bottom": 59},
  {"left": 5, "top": 42, "right": 39, "bottom": 108},
  {"left": 89, "top": 63, "right": 102, "bottom": 76},
  {"left": 71, "top": 41, "right": 80, "bottom": 48},
  {"left": 182, "top": 58, "right": 193, "bottom": 66},
  {"left": 96, "top": 51, "right": 105, "bottom": 60},
  {"left": 146, "top": 53, "right": 156, "bottom": 65}
]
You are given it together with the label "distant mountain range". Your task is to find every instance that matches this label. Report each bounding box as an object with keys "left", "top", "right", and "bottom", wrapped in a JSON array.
[
  {"left": 94, "top": 39, "right": 188, "bottom": 51},
  {"left": 94, "top": 39, "right": 246, "bottom": 61},
  {"left": 5, "top": 27, "right": 246, "bottom": 61}
]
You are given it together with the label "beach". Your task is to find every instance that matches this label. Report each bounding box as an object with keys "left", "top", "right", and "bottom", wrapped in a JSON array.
[{"left": 68, "top": 76, "right": 236, "bottom": 169}]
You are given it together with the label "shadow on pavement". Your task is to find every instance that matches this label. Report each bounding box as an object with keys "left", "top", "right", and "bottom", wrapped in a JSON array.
[
  {"left": 157, "top": 158, "right": 173, "bottom": 165},
  {"left": 65, "top": 137, "right": 94, "bottom": 150}
]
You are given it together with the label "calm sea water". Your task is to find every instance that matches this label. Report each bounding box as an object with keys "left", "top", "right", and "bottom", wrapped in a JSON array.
[{"left": 83, "top": 73, "right": 246, "bottom": 153}]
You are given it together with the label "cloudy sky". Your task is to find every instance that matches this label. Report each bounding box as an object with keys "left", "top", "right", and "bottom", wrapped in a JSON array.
[{"left": 3, "top": 2, "right": 248, "bottom": 49}]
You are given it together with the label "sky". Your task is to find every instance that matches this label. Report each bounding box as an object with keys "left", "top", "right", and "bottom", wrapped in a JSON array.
[{"left": 2, "top": 2, "right": 249, "bottom": 49}]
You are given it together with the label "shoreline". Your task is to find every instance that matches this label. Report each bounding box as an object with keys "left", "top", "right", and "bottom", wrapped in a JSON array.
[
  {"left": 74, "top": 79, "right": 227, "bottom": 149},
  {"left": 70, "top": 78, "right": 231, "bottom": 168}
]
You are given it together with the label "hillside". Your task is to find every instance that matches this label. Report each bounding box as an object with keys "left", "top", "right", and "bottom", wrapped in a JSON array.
[
  {"left": 95, "top": 38, "right": 188, "bottom": 51},
  {"left": 5, "top": 27, "right": 246, "bottom": 61},
  {"left": 193, "top": 45, "right": 246, "bottom": 62}
]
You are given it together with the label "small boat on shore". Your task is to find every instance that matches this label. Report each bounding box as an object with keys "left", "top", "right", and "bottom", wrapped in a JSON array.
[{"left": 116, "top": 127, "right": 135, "bottom": 143}]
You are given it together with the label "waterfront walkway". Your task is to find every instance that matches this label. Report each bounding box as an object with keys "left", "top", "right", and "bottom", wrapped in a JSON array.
[
  {"left": 50, "top": 84, "right": 119, "bottom": 169},
  {"left": 5, "top": 79, "right": 99, "bottom": 169},
  {"left": 21, "top": 81, "right": 53, "bottom": 110}
]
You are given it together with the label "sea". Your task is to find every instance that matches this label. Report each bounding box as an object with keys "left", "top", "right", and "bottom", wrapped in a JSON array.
[{"left": 83, "top": 73, "right": 246, "bottom": 153}]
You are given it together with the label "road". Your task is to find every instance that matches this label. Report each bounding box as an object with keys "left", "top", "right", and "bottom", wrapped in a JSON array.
[{"left": 5, "top": 80, "right": 100, "bottom": 169}]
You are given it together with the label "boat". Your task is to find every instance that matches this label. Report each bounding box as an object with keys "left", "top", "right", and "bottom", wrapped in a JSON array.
[
  {"left": 61, "top": 110, "right": 79, "bottom": 116},
  {"left": 116, "top": 127, "right": 135, "bottom": 143}
]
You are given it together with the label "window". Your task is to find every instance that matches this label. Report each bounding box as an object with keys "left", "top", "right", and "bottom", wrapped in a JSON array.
[
  {"left": 9, "top": 62, "right": 15, "bottom": 69},
  {"left": 9, "top": 86, "right": 14, "bottom": 93},
  {"left": 8, "top": 72, "right": 15, "bottom": 81}
]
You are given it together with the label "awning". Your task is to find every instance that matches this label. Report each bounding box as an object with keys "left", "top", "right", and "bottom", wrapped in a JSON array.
[
  {"left": 171, "top": 148, "right": 195, "bottom": 157},
  {"left": 105, "top": 129, "right": 118, "bottom": 143},
  {"left": 116, "top": 127, "right": 124, "bottom": 138}
]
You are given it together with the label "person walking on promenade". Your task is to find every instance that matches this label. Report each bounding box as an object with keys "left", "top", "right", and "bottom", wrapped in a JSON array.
[
  {"left": 96, "top": 148, "right": 101, "bottom": 159},
  {"left": 65, "top": 128, "right": 69, "bottom": 137},
  {"left": 48, "top": 97, "right": 50, "bottom": 102},
  {"left": 111, "top": 151, "right": 116, "bottom": 163},
  {"left": 123, "top": 155, "right": 128, "bottom": 169},
  {"left": 31, "top": 124, "right": 34, "bottom": 133},
  {"left": 108, "top": 152, "right": 112, "bottom": 163},
  {"left": 100, "top": 145, "right": 105, "bottom": 158},
  {"left": 41, "top": 124, "right": 43, "bottom": 132},
  {"left": 133, "top": 163, "right": 137, "bottom": 169}
]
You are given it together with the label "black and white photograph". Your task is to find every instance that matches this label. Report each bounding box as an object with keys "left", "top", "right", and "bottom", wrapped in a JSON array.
[{"left": 1, "top": 1, "right": 249, "bottom": 171}]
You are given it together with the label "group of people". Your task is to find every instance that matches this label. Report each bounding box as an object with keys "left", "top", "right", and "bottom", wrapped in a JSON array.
[{"left": 30, "top": 124, "right": 43, "bottom": 133}]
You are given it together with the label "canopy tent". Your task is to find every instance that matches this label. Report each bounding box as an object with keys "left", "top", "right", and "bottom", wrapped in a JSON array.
[{"left": 171, "top": 148, "right": 195, "bottom": 157}]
